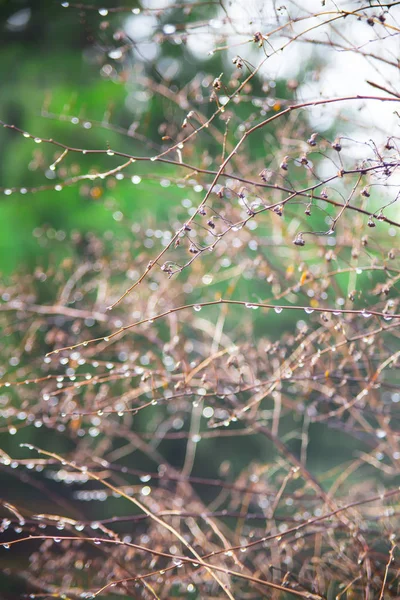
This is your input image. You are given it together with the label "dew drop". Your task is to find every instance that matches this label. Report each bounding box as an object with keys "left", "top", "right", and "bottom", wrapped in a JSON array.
[
  {"left": 193, "top": 305, "right": 201, "bottom": 312},
  {"left": 304, "top": 307, "right": 314, "bottom": 314},
  {"left": 274, "top": 307, "right": 283, "bottom": 314}
]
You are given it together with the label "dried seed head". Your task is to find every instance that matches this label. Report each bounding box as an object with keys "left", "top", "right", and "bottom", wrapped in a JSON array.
[{"left": 293, "top": 233, "right": 305, "bottom": 246}]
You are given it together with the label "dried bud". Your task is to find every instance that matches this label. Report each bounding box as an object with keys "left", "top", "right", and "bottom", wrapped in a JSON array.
[
  {"left": 307, "top": 133, "right": 318, "bottom": 146},
  {"left": 212, "top": 77, "right": 222, "bottom": 90},
  {"left": 348, "top": 291, "right": 355, "bottom": 302},
  {"left": 280, "top": 157, "right": 289, "bottom": 170},
  {"left": 361, "top": 236, "right": 368, "bottom": 246},
  {"left": 184, "top": 223, "right": 192, "bottom": 231},
  {"left": 367, "top": 217, "right": 376, "bottom": 228},
  {"left": 378, "top": 13, "right": 386, "bottom": 23},
  {"left": 300, "top": 154, "right": 308, "bottom": 165},
  {"left": 189, "top": 244, "right": 199, "bottom": 254},
  {"left": 198, "top": 207, "right": 206, "bottom": 216},
  {"left": 305, "top": 205, "right": 311, "bottom": 216},
  {"left": 361, "top": 187, "right": 370, "bottom": 197},
  {"left": 366, "top": 17, "right": 375, "bottom": 26},
  {"left": 232, "top": 56, "right": 243, "bottom": 69},
  {"left": 207, "top": 218, "right": 215, "bottom": 229},
  {"left": 293, "top": 233, "right": 305, "bottom": 247},
  {"left": 331, "top": 139, "right": 342, "bottom": 151},
  {"left": 161, "top": 263, "right": 172, "bottom": 274},
  {"left": 320, "top": 188, "right": 328, "bottom": 199},
  {"left": 274, "top": 204, "right": 283, "bottom": 216},
  {"left": 253, "top": 31, "right": 263, "bottom": 45},
  {"left": 325, "top": 250, "right": 335, "bottom": 262},
  {"left": 388, "top": 249, "right": 395, "bottom": 259}
]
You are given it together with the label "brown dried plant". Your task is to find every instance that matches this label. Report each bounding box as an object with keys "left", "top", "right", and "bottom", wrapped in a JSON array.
[{"left": 1, "top": 1, "right": 400, "bottom": 598}]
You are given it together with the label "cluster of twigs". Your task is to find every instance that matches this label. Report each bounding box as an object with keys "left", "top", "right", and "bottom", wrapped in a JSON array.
[{"left": 1, "top": 0, "right": 400, "bottom": 598}]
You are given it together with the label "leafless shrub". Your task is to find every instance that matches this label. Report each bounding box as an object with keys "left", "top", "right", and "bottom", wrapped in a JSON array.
[{"left": 1, "top": 1, "right": 400, "bottom": 598}]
